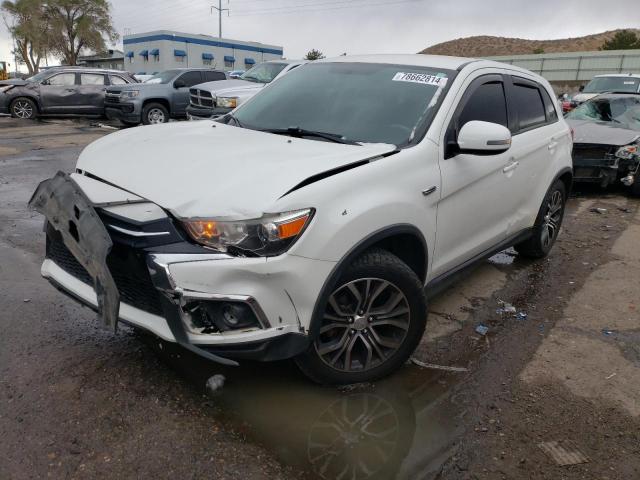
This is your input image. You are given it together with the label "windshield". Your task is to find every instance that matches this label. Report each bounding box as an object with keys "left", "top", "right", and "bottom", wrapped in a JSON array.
[
  {"left": 232, "top": 62, "right": 453, "bottom": 146},
  {"left": 27, "top": 70, "right": 56, "bottom": 83},
  {"left": 583, "top": 77, "right": 640, "bottom": 94},
  {"left": 567, "top": 96, "right": 640, "bottom": 131},
  {"left": 144, "top": 70, "right": 180, "bottom": 84},
  {"left": 240, "top": 63, "right": 287, "bottom": 83}
]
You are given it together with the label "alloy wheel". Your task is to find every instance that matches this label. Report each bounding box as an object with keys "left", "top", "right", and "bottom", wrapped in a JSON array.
[
  {"left": 13, "top": 100, "right": 34, "bottom": 119},
  {"left": 542, "top": 190, "right": 563, "bottom": 248},
  {"left": 315, "top": 278, "right": 411, "bottom": 373},
  {"left": 147, "top": 108, "right": 166, "bottom": 124}
]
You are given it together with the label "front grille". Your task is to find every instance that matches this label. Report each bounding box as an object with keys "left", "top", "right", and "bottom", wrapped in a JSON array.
[
  {"left": 105, "top": 92, "right": 120, "bottom": 104},
  {"left": 573, "top": 144, "right": 617, "bottom": 166},
  {"left": 47, "top": 229, "right": 164, "bottom": 317},
  {"left": 189, "top": 89, "right": 214, "bottom": 108}
]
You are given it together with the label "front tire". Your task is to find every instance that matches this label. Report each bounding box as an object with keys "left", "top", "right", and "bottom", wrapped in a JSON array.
[
  {"left": 296, "top": 249, "right": 427, "bottom": 385},
  {"left": 515, "top": 179, "right": 566, "bottom": 258},
  {"left": 142, "top": 102, "right": 169, "bottom": 125},
  {"left": 10, "top": 98, "right": 37, "bottom": 119}
]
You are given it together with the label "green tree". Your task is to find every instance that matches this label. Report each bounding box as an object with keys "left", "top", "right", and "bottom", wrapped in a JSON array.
[
  {"left": 305, "top": 49, "right": 325, "bottom": 61},
  {"left": 532, "top": 47, "right": 545, "bottom": 54},
  {"left": 1, "top": 0, "right": 49, "bottom": 74},
  {"left": 45, "top": 0, "right": 118, "bottom": 66},
  {"left": 601, "top": 30, "right": 640, "bottom": 50}
]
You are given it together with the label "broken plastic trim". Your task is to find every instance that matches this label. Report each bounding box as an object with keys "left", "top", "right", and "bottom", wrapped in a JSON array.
[
  {"left": 28, "top": 171, "right": 120, "bottom": 331},
  {"left": 280, "top": 150, "right": 399, "bottom": 198}
]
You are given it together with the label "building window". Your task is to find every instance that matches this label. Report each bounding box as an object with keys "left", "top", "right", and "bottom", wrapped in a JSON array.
[{"left": 203, "top": 58, "right": 212, "bottom": 65}]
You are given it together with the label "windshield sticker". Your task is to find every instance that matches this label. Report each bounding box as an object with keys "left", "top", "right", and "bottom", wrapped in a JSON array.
[
  {"left": 392, "top": 72, "right": 448, "bottom": 87},
  {"left": 624, "top": 81, "right": 636, "bottom": 85}
]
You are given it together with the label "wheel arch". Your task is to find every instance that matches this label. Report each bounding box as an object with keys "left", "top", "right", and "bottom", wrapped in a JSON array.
[
  {"left": 556, "top": 167, "right": 573, "bottom": 197},
  {"left": 142, "top": 98, "right": 171, "bottom": 114},
  {"left": 307, "top": 224, "right": 428, "bottom": 339}
]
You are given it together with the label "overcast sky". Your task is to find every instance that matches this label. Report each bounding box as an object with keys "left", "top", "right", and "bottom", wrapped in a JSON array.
[{"left": 1, "top": 0, "right": 638, "bottom": 70}]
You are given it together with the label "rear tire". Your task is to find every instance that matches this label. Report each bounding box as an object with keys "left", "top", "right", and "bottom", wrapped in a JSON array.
[
  {"left": 142, "top": 102, "right": 169, "bottom": 125},
  {"left": 515, "top": 179, "right": 566, "bottom": 258},
  {"left": 10, "top": 97, "right": 37, "bottom": 119},
  {"left": 295, "top": 249, "right": 427, "bottom": 385}
]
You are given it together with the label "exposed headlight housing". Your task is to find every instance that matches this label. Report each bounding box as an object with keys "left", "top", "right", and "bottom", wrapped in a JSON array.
[
  {"left": 119, "top": 90, "right": 140, "bottom": 99},
  {"left": 182, "top": 208, "right": 313, "bottom": 256},
  {"left": 0, "top": 85, "right": 14, "bottom": 93},
  {"left": 216, "top": 97, "right": 238, "bottom": 109},
  {"left": 616, "top": 144, "right": 639, "bottom": 159}
]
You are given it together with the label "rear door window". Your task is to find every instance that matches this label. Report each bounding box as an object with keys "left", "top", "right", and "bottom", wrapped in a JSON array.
[
  {"left": 539, "top": 87, "right": 559, "bottom": 123},
  {"left": 511, "top": 82, "right": 547, "bottom": 131},
  {"left": 204, "top": 71, "right": 226, "bottom": 82},
  {"left": 178, "top": 71, "right": 204, "bottom": 87},
  {"left": 80, "top": 73, "right": 106, "bottom": 85},
  {"left": 47, "top": 73, "right": 76, "bottom": 86}
]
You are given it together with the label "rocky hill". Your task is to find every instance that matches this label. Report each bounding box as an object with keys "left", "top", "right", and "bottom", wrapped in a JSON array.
[{"left": 421, "top": 29, "right": 640, "bottom": 57}]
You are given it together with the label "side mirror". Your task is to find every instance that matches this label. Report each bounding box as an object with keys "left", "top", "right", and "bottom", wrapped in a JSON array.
[
  {"left": 457, "top": 121, "right": 512, "bottom": 155},
  {"left": 173, "top": 79, "right": 186, "bottom": 89}
]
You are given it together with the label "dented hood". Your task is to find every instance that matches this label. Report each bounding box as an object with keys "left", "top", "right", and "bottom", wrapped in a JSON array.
[
  {"left": 76, "top": 121, "right": 395, "bottom": 219},
  {"left": 567, "top": 119, "right": 640, "bottom": 147}
]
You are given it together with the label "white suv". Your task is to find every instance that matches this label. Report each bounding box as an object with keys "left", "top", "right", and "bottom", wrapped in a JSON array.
[{"left": 30, "top": 55, "right": 573, "bottom": 384}]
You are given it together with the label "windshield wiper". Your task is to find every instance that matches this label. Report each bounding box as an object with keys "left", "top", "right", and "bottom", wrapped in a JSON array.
[{"left": 261, "top": 127, "right": 359, "bottom": 145}]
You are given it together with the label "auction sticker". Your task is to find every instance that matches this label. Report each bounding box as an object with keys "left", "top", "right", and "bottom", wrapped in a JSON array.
[{"left": 393, "top": 72, "right": 447, "bottom": 87}]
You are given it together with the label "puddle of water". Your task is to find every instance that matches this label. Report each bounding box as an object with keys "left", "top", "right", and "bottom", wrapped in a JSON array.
[
  {"left": 487, "top": 248, "right": 517, "bottom": 266},
  {"left": 153, "top": 340, "right": 464, "bottom": 480}
]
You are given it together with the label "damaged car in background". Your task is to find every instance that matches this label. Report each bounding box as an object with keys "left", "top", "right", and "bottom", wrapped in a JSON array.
[
  {"left": 566, "top": 93, "right": 640, "bottom": 195},
  {"left": 29, "top": 55, "right": 572, "bottom": 385}
]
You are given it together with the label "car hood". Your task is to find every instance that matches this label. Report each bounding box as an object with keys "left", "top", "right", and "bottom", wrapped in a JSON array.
[
  {"left": 76, "top": 121, "right": 396, "bottom": 219},
  {"left": 566, "top": 119, "right": 640, "bottom": 146},
  {"left": 0, "top": 79, "right": 28, "bottom": 87},
  {"left": 192, "top": 79, "right": 263, "bottom": 95}
]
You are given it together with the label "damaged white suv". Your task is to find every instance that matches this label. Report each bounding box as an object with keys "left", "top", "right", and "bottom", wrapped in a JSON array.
[{"left": 30, "top": 55, "right": 573, "bottom": 384}]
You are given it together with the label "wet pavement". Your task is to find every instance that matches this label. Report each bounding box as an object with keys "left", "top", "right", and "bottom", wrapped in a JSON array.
[{"left": 1, "top": 118, "right": 639, "bottom": 479}]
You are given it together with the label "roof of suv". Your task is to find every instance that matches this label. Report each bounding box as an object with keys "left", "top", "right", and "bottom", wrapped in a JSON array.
[
  {"left": 43, "top": 66, "right": 134, "bottom": 75},
  {"left": 593, "top": 73, "right": 640, "bottom": 78}
]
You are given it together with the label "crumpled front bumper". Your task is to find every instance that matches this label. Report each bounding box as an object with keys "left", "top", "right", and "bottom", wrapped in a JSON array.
[{"left": 30, "top": 172, "right": 332, "bottom": 365}]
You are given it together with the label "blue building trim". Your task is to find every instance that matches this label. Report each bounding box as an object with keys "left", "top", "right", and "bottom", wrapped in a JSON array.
[
  {"left": 124, "top": 34, "right": 283, "bottom": 56},
  {"left": 150, "top": 48, "right": 160, "bottom": 56},
  {"left": 224, "top": 55, "right": 235, "bottom": 62},
  {"left": 202, "top": 53, "right": 214, "bottom": 60},
  {"left": 174, "top": 49, "right": 187, "bottom": 57},
  {"left": 244, "top": 58, "right": 255, "bottom": 65}
]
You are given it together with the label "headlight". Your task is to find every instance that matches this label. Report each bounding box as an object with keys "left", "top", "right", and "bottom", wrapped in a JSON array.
[
  {"left": 182, "top": 208, "right": 313, "bottom": 256},
  {"left": 119, "top": 90, "right": 140, "bottom": 99},
  {"left": 616, "top": 144, "right": 639, "bottom": 159},
  {"left": 216, "top": 97, "right": 238, "bottom": 109},
  {"left": 0, "top": 85, "right": 14, "bottom": 93}
]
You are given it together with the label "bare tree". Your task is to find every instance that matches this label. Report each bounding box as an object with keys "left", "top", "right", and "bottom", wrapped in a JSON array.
[
  {"left": 1, "top": 0, "right": 48, "bottom": 74},
  {"left": 45, "top": 0, "right": 118, "bottom": 65}
]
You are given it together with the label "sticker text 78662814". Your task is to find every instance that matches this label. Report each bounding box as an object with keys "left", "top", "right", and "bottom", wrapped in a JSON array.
[{"left": 392, "top": 72, "right": 448, "bottom": 87}]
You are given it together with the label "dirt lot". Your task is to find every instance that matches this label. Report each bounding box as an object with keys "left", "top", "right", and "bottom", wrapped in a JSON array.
[{"left": 0, "top": 118, "right": 638, "bottom": 479}]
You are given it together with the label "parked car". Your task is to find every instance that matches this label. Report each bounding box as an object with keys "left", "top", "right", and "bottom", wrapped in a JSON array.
[
  {"left": 0, "top": 67, "right": 137, "bottom": 119},
  {"left": 565, "top": 93, "right": 640, "bottom": 194},
  {"left": 104, "top": 68, "right": 228, "bottom": 125},
  {"left": 572, "top": 74, "right": 640, "bottom": 104},
  {"left": 29, "top": 54, "right": 572, "bottom": 384},
  {"left": 228, "top": 70, "right": 245, "bottom": 79},
  {"left": 186, "top": 60, "right": 303, "bottom": 120},
  {"left": 133, "top": 73, "right": 156, "bottom": 83}
]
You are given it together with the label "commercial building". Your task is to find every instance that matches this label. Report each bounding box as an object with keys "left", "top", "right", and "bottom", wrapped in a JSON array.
[
  {"left": 122, "top": 30, "right": 284, "bottom": 74},
  {"left": 77, "top": 49, "right": 125, "bottom": 70},
  {"left": 486, "top": 49, "right": 640, "bottom": 92}
]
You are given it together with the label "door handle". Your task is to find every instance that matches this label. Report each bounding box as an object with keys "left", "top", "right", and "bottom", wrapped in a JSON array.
[
  {"left": 502, "top": 160, "right": 519, "bottom": 173},
  {"left": 548, "top": 141, "right": 559, "bottom": 150}
]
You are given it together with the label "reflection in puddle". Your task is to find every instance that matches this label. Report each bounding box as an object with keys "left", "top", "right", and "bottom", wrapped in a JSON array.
[
  {"left": 487, "top": 248, "right": 517, "bottom": 266},
  {"left": 154, "top": 342, "right": 464, "bottom": 480}
]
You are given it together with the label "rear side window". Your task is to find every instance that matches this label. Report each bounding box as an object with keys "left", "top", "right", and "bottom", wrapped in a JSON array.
[
  {"left": 80, "top": 73, "right": 105, "bottom": 85},
  {"left": 539, "top": 87, "right": 559, "bottom": 123},
  {"left": 110, "top": 75, "right": 128, "bottom": 85},
  {"left": 458, "top": 81, "right": 508, "bottom": 129},
  {"left": 204, "top": 71, "right": 226, "bottom": 82},
  {"left": 511, "top": 83, "right": 546, "bottom": 130},
  {"left": 47, "top": 73, "right": 76, "bottom": 86},
  {"left": 178, "top": 71, "right": 204, "bottom": 87}
]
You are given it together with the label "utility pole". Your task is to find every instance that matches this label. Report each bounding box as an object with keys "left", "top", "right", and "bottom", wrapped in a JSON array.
[{"left": 211, "top": 0, "right": 229, "bottom": 38}]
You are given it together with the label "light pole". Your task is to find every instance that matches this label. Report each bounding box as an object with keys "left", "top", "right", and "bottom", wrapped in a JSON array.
[{"left": 211, "top": 0, "right": 229, "bottom": 38}]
